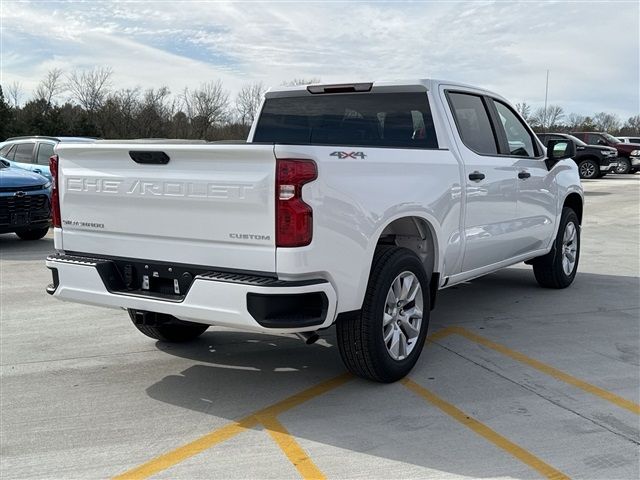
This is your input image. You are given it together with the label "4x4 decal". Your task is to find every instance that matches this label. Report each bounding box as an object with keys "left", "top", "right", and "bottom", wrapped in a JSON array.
[{"left": 330, "top": 151, "right": 367, "bottom": 159}]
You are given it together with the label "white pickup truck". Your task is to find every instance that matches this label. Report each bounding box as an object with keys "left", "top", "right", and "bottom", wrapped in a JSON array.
[{"left": 46, "top": 79, "right": 583, "bottom": 382}]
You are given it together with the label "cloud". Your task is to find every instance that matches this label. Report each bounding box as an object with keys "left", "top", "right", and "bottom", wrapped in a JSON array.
[{"left": 1, "top": 0, "right": 638, "bottom": 118}]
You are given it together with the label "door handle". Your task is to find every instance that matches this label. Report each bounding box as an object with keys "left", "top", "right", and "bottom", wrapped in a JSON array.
[
  {"left": 518, "top": 171, "right": 531, "bottom": 179},
  {"left": 468, "top": 171, "right": 485, "bottom": 181}
]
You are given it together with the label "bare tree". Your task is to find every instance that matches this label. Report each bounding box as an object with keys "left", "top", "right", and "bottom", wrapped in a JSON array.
[
  {"left": 621, "top": 115, "right": 640, "bottom": 134},
  {"left": 531, "top": 105, "right": 564, "bottom": 129},
  {"left": 67, "top": 67, "right": 113, "bottom": 112},
  {"left": 566, "top": 113, "right": 586, "bottom": 130},
  {"left": 235, "top": 82, "right": 266, "bottom": 125},
  {"left": 281, "top": 78, "right": 320, "bottom": 86},
  {"left": 35, "top": 68, "right": 65, "bottom": 107},
  {"left": 515, "top": 102, "right": 531, "bottom": 121},
  {"left": 181, "top": 81, "right": 229, "bottom": 138},
  {"left": 593, "top": 112, "right": 621, "bottom": 132},
  {"left": 137, "top": 87, "right": 173, "bottom": 137},
  {"left": 6, "top": 81, "right": 23, "bottom": 109}
]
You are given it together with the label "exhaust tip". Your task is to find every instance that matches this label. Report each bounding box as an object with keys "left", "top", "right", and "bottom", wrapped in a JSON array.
[{"left": 294, "top": 331, "right": 320, "bottom": 345}]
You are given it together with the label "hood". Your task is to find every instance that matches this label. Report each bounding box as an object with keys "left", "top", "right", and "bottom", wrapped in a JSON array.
[
  {"left": 577, "top": 144, "right": 617, "bottom": 153},
  {"left": 0, "top": 166, "right": 50, "bottom": 189},
  {"left": 614, "top": 142, "right": 640, "bottom": 153}
]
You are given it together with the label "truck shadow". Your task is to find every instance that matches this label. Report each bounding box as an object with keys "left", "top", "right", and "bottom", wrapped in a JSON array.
[{"left": 144, "top": 267, "right": 639, "bottom": 477}]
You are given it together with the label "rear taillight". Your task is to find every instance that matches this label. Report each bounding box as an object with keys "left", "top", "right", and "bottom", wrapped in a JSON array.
[
  {"left": 276, "top": 158, "right": 317, "bottom": 247},
  {"left": 49, "top": 154, "right": 61, "bottom": 228}
]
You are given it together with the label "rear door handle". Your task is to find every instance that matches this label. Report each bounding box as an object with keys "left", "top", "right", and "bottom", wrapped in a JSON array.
[
  {"left": 468, "top": 171, "right": 485, "bottom": 181},
  {"left": 518, "top": 171, "right": 531, "bottom": 179}
]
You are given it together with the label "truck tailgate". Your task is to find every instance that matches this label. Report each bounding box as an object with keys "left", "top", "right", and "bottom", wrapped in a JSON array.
[{"left": 55, "top": 143, "right": 276, "bottom": 272}]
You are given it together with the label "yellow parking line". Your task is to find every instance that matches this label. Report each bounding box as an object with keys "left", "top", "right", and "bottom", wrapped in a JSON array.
[
  {"left": 113, "top": 418, "right": 257, "bottom": 480},
  {"left": 112, "top": 373, "right": 352, "bottom": 479},
  {"left": 402, "top": 378, "right": 570, "bottom": 480},
  {"left": 259, "top": 415, "right": 326, "bottom": 480},
  {"left": 446, "top": 327, "right": 640, "bottom": 415},
  {"left": 426, "top": 327, "right": 457, "bottom": 342}
]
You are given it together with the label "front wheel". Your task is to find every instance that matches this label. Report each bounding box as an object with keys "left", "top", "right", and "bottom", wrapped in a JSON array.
[
  {"left": 129, "top": 310, "right": 208, "bottom": 342},
  {"left": 615, "top": 158, "right": 631, "bottom": 174},
  {"left": 578, "top": 159, "right": 599, "bottom": 179},
  {"left": 532, "top": 208, "right": 580, "bottom": 288},
  {"left": 336, "top": 246, "right": 430, "bottom": 383},
  {"left": 16, "top": 226, "right": 49, "bottom": 240}
]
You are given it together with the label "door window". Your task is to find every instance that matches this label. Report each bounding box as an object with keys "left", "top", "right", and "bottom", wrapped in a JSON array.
[
  {"left": 492, "top": 100, "right": 537, "bottom": 157},
  {"left": 586, "top": 133, "right": 602, "bottom": 145},
  {"left": 447, "top": 92, "right": 497, "bottom": 154},
  {"left": 13, "top": 143, "right": 35, "bottom": 163},
  {"left": 36, "top": 143, "right": 55, "bottom": 165}
]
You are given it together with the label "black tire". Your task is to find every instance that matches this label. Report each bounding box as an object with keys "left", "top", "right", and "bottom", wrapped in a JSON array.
[
  {"left": 15, "top": 226, "right": 49, "bottom": 240},
  {"left": 615, "top": 158, "right": 631, "bottom": 174},
  {"left": 532, "top": 207, "right": 580, "bottom": 289},
  {"left": 128, "top": 310, "right": 208, "bottom": 342},
  {"left": 336, "top": 246, "right": 430, "bottom": 383},
  {"left": 578, "top": 159, "right": 599, "bottom": 179}
]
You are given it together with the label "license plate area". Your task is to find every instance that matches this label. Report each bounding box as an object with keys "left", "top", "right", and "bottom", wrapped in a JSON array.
[
  {"left": 95, "top": 259, "right": 210, "bottom": 301},
  {"left": 11, "top": 212, "right": 30, "bottom": 226}
]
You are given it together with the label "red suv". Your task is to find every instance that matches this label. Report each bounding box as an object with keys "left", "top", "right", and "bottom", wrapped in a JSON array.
[{"left": 571, "top": 132, "right": 640, "bottom": 174}]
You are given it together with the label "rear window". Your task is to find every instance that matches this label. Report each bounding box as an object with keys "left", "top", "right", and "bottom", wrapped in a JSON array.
[{"left": 253, "top": 92, "right": 438, "bottom": 149}]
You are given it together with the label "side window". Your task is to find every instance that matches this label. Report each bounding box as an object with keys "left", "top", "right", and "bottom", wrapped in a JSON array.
[
  {"left": 0, "top": 143, "right": 14, "bottom": 157},
  {"left": 586, "top": 133, "right": 601, "bottom": 145},
  {"left": 36, "top": 143, "right": 55, "bottom": 165},
  {"left": 13, "top": 143, "right": 36, "bottom": 163},
  {"left": 492, "top": 100, "right": 536, "bottom": 157},
  {"left": 447, "top": 92, "right": 497, "bottom": 155}
]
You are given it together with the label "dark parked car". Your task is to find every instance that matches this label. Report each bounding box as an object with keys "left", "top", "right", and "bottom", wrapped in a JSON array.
[
  {"left": 537, "top": 133, "right": 618, "bottom": 179},
  {"left": 0, "top": 158, "right": 52, "bottom": 240},
  {"left": 571, "top": 132, "right": 640, "bottom": 174}
]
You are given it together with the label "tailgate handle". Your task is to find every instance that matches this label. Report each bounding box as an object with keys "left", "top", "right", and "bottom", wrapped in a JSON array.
[{"left": 129, "top": 151, "right": 170, "bottom": 165}]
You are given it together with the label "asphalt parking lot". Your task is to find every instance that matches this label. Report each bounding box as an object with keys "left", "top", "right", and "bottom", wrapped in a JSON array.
[{"left": 1, "top": 176, "right": 639, "bottom": 480}]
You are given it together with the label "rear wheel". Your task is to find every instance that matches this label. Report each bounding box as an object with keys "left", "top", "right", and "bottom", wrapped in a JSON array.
[
  {"left": 532, "top": 208, "right": 580, "bottom": 288},
  {"left": 578, "top": 159, "right": 599, "bottom": 179},
  {"left": 128, "top": 310, "right": 208, "bottom": 342},
  {"left": 16, "top": 226, "right": 49, "bottom": 240},
  {"left": 336, "top": 246, "right": 430, "bottom": 383},
  {"left": 615, "top": 158, "right": 631, "bottom": 174}
]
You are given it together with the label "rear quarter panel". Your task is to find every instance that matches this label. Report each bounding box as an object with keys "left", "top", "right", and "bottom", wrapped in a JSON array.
[{"left": 274, "top": 144, "right": 462, "bottom": 313}]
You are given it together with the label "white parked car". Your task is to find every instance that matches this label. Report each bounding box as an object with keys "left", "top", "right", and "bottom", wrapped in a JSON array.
[
  {"left": 617, "top": 136, "right": 640, "bottom": 144},
  {"left": 45, "top": 79, "right": 582, "bottom": 382}
]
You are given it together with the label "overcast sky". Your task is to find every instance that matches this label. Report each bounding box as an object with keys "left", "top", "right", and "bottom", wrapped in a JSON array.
[{"left": 1, "top": 0, "right": 639, "bottom": 118}]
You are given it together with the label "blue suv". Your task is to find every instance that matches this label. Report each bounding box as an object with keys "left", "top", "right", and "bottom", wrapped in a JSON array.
[
  {"left": 0, "top": 158, "right": 52, "bottom": 240},
  {"left": 0, "top": 136, "right": 96, "bottom": 181}
]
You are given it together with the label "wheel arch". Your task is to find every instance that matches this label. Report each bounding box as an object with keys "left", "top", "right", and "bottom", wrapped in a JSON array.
[
  {"left": 367, "top": 213, "right": 442, "bottom": 310},
  {"left": 577, "top": 154, "right": 599, "bottom": 162},
  {"left": 563, "top": 192, "right": 583, "bottom": 224}
]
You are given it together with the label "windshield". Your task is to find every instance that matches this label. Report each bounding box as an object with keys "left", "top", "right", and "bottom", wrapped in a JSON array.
[{"left": 603, "top": 133, "right": 621, "bottom": 144}]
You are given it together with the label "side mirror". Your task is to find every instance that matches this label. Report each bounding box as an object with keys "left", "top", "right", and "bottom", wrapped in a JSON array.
[
  {"left": 0, "top": 159, "right": 9, "bottom": 167},
  {"left": 597, "top": 139, "right": 608, "bottom": 146},
  {"left": 546, "top": 139, "right": 575, "bottom": 168}
]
